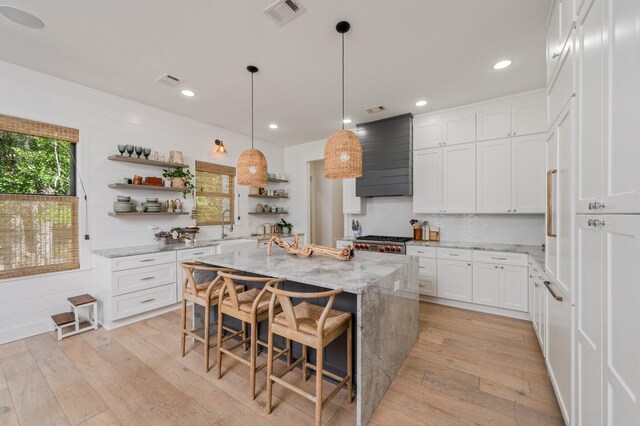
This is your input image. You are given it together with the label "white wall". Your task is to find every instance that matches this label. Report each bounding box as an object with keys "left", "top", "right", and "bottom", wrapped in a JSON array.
[
  {"left": 309, "top": 160, "right": 343, "bottom": 247},
  {"left": 0, "top": 60, "right": 284, "bottom": 343}
]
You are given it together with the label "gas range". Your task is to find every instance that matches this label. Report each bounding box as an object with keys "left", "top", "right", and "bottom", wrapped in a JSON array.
[{"left": 354, "top": 235, "right": 412, "bottom": 254}]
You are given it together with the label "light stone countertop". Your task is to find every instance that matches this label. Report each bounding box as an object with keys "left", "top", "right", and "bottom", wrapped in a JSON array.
[
  {"left": 92, "top": 238, "right": 245, "bottom": 258},
  {"left": 195, "top": 249, "right": 416, "bottom": 294}
]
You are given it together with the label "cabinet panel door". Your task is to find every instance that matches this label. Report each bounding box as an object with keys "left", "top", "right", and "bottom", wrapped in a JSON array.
[
  {"left": 442, "top": 144, "right": 476, "bottom": 213},
  {"left": 560, "top": 0, "right": 575, "bottom": 50},
  {"left": 575, "top": 215, "right": 603, "bottom": 426},
  {"left": 343, "top": 178, "right": 364, "bottom": 214},
  {"left": 603, "top": 215, "right": 640, "bottom": 424},
  {"left": 413, "top": 148, "right": 442, "bottom": 213},
  {"left": 476, "top": 103, "right": 511, "bottom": 141},
  {"left": 547, "top": 1, "right": 562, "bottom": 82},
  {"left": 476, "top": 139, "right": 511, "bottom": 213},
  {"left": 512, "top": 135, "right": 546, "bottom": 213},
  {"left": 501, "top": 265, "right": 528, "bottom": 312},
  {"left": 472, "top": 263, "right": 501, "bottom": 307},
  {"left": 576, "top": 0, "right": 604, "bottom": 213},
  {"left": 442, "top": 110, "right": 476, "bottom": 145},
  {"left": 604, "top": 0, "right": 640, "bottom": 213},
  {"left": 414, "top": 115, "right": 443, "bottom": 150},
  {"left": 436, "top": 259, "right": 472, "bottom": 302},
  {"left": 546, "top": 285, "right": 573, "bottom": 424},
  {"left": 546, "top": 124, "right": 558, "bottom": 281},
  {"left": 418, "top": 277, "right": 436, "bottom": 297},
  {"left": 511, "top": 96, "right": 547, "bottom": 136}
]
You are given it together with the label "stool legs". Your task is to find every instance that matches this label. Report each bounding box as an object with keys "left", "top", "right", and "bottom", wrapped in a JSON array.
[
  {"left": 250, "top": 323, "right": 258, "bottom": 399},
  {"left": 302, "top": 344, "right": 308, "bottom": 381},
  {"left": 347, "top": 319, "right": 353, "bottom": 403},
  {"left": 204, "top": 303, "right": 211, "bottom": 372},
  {"left": 216, "top": 307, "right": 224, "bottom": 379},
  {"left": 315, "top": 345, "right": 324, "bottom": 426},
  {"left": 180, "top": 298, "right": 187, "bottom": 357},
  {"left": 266, "top": 326, "right": 274, "bottom": 414}
]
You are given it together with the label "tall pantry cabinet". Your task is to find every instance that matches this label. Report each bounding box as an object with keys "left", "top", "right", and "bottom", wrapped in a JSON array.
[{"left": 547, "top": 0, "right": 640, "bottom": 424}]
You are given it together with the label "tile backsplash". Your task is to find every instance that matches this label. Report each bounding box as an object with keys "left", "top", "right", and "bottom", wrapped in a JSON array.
[{"left": 347, "top": 197, "right": 545, "bottom": 246}]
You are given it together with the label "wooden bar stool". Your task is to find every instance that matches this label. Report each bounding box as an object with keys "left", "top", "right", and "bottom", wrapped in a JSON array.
[
  {"left": 265, "top": 286, "right": 353, "bottom": 426},
  {"left": 215, "top": 272, "right": 291, "bottom": 400},
  {"left": 179, "top": 262, "right": 243, "bottom": 371}
]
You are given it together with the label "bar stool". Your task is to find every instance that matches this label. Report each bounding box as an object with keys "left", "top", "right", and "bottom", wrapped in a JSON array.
[
  {"left": 215, "top": 272, "right": 291, "bottom": 400},
  {"left": 265, "top": 286, "right": 353, "bottom": 426},
  {"left": 179, "top": 262, "right": 243, "bottom": 372}
]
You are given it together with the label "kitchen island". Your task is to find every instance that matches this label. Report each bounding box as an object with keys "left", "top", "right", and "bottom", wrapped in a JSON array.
[{"left": 194, "top": 249, "right": 419, "bottom": 426}]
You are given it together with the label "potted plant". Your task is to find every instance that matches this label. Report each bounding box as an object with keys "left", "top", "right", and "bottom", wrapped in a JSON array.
[
  {"left": 162, "top": 167, "right": 195, "bottom": 198},
  {"left": 154, "top": 230, "right": 172, "bottom": 247},
  {"left": 279, "top": 218, "right": 293, "bottom": 234}
]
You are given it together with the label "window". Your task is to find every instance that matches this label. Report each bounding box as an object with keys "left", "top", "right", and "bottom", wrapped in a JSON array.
[
  {"left": 0, "top": 114, "right": 79, "bottom": 279},
  {"left": 195, "top": 161, "right": 235, "bottom": 226}
]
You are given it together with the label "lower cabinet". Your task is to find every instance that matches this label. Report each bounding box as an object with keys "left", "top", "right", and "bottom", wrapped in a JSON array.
[
  {"left": 436, "top": 259, "right": 473, "bottom": 302},
  {"left": 473, "top": 263, "right": 528, "bottom": 312}
]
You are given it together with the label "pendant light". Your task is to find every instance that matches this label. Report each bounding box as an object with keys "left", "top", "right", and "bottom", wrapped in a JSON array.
[
  {"left": 324, "top": 21, "right": 362, "bottom": 179},
  {"left": 237, "top": 65, "right": 268, "bottom": 186}
]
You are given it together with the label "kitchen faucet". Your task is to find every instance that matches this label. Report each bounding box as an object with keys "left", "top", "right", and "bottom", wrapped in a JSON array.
[{"left": 221, "top": 209, "right": 233, "bottom": 239}]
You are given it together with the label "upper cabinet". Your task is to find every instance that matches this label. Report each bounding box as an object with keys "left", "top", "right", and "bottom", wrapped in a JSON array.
[
  {"left": 547, "top": 0, "right": 577, "bottom": 83},
  {"left": 442, "top": 144, "right": 476, "bottom": 213},
  {"left": 476, "top": 102, "right": 511, "bottom": 141},
  {"left": 476, "top": 139, "right": 511, "bottom": 213},
  {"left": 442, "top": 110, "right": 476, "bottom": 146},
  {"left": 413, "top": 148, "right": 443, "bottom": 213},
  {"left": 476, "top": 95, "right": 547, "bottom": 141},
  {"left": 413, "top": 115, "right": 443, "bottom": 150}
]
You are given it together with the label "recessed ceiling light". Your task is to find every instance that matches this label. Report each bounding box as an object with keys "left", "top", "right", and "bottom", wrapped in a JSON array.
[
  {"left": 415, "top": 100, "right": 428, "bottom": 107},
  {"left": 269, "top": 124, "right": 278, "bottom": 129},
  {"left": 180, "top": 89, "right": 196, "bottom": 97},
  {"left": 342, "top": 118, "right": 352, "bottom": 124},
  {"left": 0, "top": 6, "right": 44, "bottom": 29},
  {"left": 492, "top": 59, "right": 512, "bottom": 70}
]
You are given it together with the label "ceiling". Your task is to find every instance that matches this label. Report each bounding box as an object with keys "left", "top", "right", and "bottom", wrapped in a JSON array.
[{"left": 0, "top": 0, "right": 550, "bottom": 146}]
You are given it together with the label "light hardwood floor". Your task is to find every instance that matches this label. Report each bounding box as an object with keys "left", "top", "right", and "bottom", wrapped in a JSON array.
[{"left": 0, "top": 302, "right": 564, "bottom": 425}]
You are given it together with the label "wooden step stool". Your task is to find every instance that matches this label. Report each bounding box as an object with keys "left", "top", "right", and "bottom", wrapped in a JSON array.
[{"left": 51, "top": 294, "right": 98, "bottom": 341}]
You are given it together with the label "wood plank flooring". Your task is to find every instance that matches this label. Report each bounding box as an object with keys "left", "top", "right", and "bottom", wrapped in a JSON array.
[{"left": 0, "top": 302, "right": 564, "bottom": 425}]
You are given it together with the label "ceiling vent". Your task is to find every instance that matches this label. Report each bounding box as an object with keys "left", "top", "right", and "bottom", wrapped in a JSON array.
[
  {"left": 263, "top": 0, "right": 306, "bottom": 26},
  {"left": 365, "top": 105, "right": 386, "bottom": 114},
  {"left": 156, "top": 73, "right": 181, "bottom": 88}
]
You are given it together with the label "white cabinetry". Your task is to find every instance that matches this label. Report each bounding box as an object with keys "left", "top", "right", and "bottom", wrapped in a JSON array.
[
  {"left": 413, "top": 148, "right": 442, "bottom": 213},
  {"left": 343, "top": 178, "right": 365, "bottom": 214},
  {"left": 511, "top": 96, "right": 548, "bottom": 136},
  {"left": 436, "top": 259, "right": 472, "bottom": 302},
  {"left": 413, "top": 115, "right": 443, "bottom": 150},
  {"left": 529, "top": 261, "right": 547, "bottom": 352},
  {"left": 472, "top": 251, "right": 528, "bottom": 312},
  {"left": 441, "top": 110, "right": 476, "bottom": 146},
  {"left": 476, "top": 139, "right": 511, "bottom": 213},
  {"left": 406, "top": 246, "right": 437, "bottom": 296},
  {"left": 476, "top": 102, "right": 511, "bottom": 141},
  {"left": 176, "top": 247, "right": 217, "bottom": 301},
  {"left": 442, "top": 144, "right": 476, "bottom": 213}
]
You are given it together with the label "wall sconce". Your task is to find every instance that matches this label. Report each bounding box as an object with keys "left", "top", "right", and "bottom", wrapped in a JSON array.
[{"left": 215, "top": 139, "right": 227, "bottom": 154}]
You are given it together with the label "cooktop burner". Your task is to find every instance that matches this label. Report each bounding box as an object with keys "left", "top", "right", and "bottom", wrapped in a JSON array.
[{"left": 356, "top": 235, "right": 412, "bottom": 243}]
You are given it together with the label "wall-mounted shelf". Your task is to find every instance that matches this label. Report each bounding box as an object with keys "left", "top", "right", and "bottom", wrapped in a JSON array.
[
  {"left": 267, "top": 178, "right": 289, "bottom": 183},
  {"left": 108, "top": 212, "right": 189, "bottom": 217},
  {"left": 248, "top": 194, "right": 288, "bottom": 199},
  {"left": 108, "top": 183, "right": 183, "bottom": 192},
  {"left": 107, "top": 155, "right": 188, "bottom": 169},
  {"left": 248, "top": 212, "right": 289, "bottom": 215}
]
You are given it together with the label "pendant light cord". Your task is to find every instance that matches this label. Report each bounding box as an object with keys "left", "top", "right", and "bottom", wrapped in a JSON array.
[
  {"left": 341, "top": 32, "right": 345, "bottom": 131},
  {"left": 251, "top": 71, "right": 254, "bottom": 149}
]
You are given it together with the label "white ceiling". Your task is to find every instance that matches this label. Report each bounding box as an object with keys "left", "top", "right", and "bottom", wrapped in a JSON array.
[{"left": 0, "top": 0, "right": 550, "bottom": 146}]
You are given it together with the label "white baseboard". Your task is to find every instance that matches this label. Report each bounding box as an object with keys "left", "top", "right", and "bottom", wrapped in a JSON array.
[
  {"left": 100, "top": 303, "right": 182, "bottom": 330},
  {"left": 421, "top": 295, "right": 532, "bottom": 321},
  {"left": 0, "top": 319, "right": 54, "bottom": 345}
]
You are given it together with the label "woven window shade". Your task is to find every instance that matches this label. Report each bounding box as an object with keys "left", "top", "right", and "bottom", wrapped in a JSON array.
[
  {"left": 195, "top": 162, "right": 235, "bottom": 226},
  {"left": 0, "top": 195, "right": 79, "bottom": 279},
  {"left": 0, "top": 114, "right": 79, "bottom": 143}
]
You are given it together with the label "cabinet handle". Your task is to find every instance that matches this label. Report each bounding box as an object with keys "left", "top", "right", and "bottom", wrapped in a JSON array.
[
  {"left": 543, "top": 281, "right": 564, "bottom": 301},
  {"left": 416, "top": 251, "right": 425, "bottom": 254},
  {"left": 588, "top": 219, "right": 606, "bottom": 227},
  {"left": 534, "top": 283, "right": 540, "bottom": 288},
  {"left": 513, "top": 132, "right": 516, "bottom": 136},
  {"left": 552, "top": 52, "right": 560, "bottom": 59},
  {"left": 140, "top": 276, "right": 156, "bottom": 281},
  {"left": 467, "top": 263, "right": 472, "bottom": 266},
  {"left": 449, "top": 253, "right": 459, "bottom": 257},
  {"left": 491, "top": 257, "right": 508, "bottom": 260},
  {"left": 495, "top": 266, "right": 499, "bottom": 269},
  {"left": 191, "top": 252, "right": 204, "bottom": 256},
  {"left": 140, "top": 259, "right": 154, "bottom": 263},
  {"left": 419, "top": 266, "right": 425, "bottom": 269},
  {"left": 500, "top": 266, "right": 504, "bottom": 269},
  {"left": 588, "top": 202, "right": 605, "bottom": 210},
  {"left": 547, "top": 170, "right": 558, "bottom": 237},
  {"left": 140, "top": 298, "right": 156, "bottom": 304}
]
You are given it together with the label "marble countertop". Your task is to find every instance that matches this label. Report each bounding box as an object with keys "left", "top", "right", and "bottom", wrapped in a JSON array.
[
  {"left": 195, "top": 249, "right": 416, "bottom": 294},
  {"left": 407, "top": 240, "right": 545, "bottom": 269},
  {"left": 92, "top": 237, "right": 246, "bottom": 258}
]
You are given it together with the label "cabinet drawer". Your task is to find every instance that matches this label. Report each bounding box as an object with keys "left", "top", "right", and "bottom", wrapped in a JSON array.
[
  {"left": 418, "top": 257, "right": 437, "bottom": 277},
  {"left": 437, "top": 248, "right": 472, "bottom": 261},
  {"left": 111, "top": 284, "right": 177, "bottom": 320},
  {"left": 418, "top": 277, "right": 436, "bottom": 297},
  {"left": 112, "top": 263, "right": 176, "bottom": 296},
  {"left": 406, "top": 246, "right": 437, "bottom": 258},
  {"left": 473, "top": 250, "right": 528, "bottom": 266},
  {"left": 177, "top": 247, "right": 216, "bottom": 261},
  {"left": 111, "top": 251, "right": 176, "bottom": 271}
]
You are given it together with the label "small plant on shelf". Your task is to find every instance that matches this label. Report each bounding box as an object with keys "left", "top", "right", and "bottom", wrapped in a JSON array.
[
  {"left": 154, "top": 230, "right": 172, "bottom": 246},
  {"left": 162, "top": 167, "right": 195, "bottom": 198},
  {"left": 279, "top": 218, "right": 293, "bottom": 234}
]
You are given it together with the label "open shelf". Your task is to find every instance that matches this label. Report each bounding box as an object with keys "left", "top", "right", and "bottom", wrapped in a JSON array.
[
  {"left": 248, "top": 194, "right": 288, "bottom": 199},
  {"left": 108, "top": 183, "right": 183, "bottom": 192},
  {"left": 267, "top": 178, "right": 289, "bottom": 183},
  {"left": 108, "top": 155, "right": 188, "bottom": 169},
  {"left": 108, "top": 212, "right": 189, "bottom": 217},
  {"left": 248, "top": 212, "right": 289, "bottom": 215}
]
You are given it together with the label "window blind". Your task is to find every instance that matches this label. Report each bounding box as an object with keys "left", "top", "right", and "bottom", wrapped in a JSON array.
[{"left": 195, "top": 161, "right": 235, "bottom": 226}]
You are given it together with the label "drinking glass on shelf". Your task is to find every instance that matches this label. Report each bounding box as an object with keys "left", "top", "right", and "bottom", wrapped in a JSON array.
[
  {"left": 143, "top": 148, "right": 151, "bottom": 159},
  {"left": 135, "top": 146, "right": 143, "bottom": 158},
  {"left": 117, "top": 144, "right": 126, "bottom": 156},
  {"left": 126, "top": 144, "right": 134, "bottom": 157}
]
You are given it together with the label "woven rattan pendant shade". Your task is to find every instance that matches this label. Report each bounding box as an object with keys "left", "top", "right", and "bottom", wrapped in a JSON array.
[
  {"left": 237, "top": 148, "right": 268, "bottom": 186},
  {"left": 324, "top": 130, "right": 362, "bottom": 178},
  {"left": 237, "top": 65, "right": 268, "bottom": 186}
]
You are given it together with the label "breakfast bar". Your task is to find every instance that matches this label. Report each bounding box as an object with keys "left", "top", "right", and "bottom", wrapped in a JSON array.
[{"left": 194, "top": 249, "right": 419, "bottom": 426}]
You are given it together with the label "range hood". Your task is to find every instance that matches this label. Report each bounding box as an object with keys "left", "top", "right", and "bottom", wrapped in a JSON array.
[{"left": 355, "top": 113, "right": 413, "bottom": 197}]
